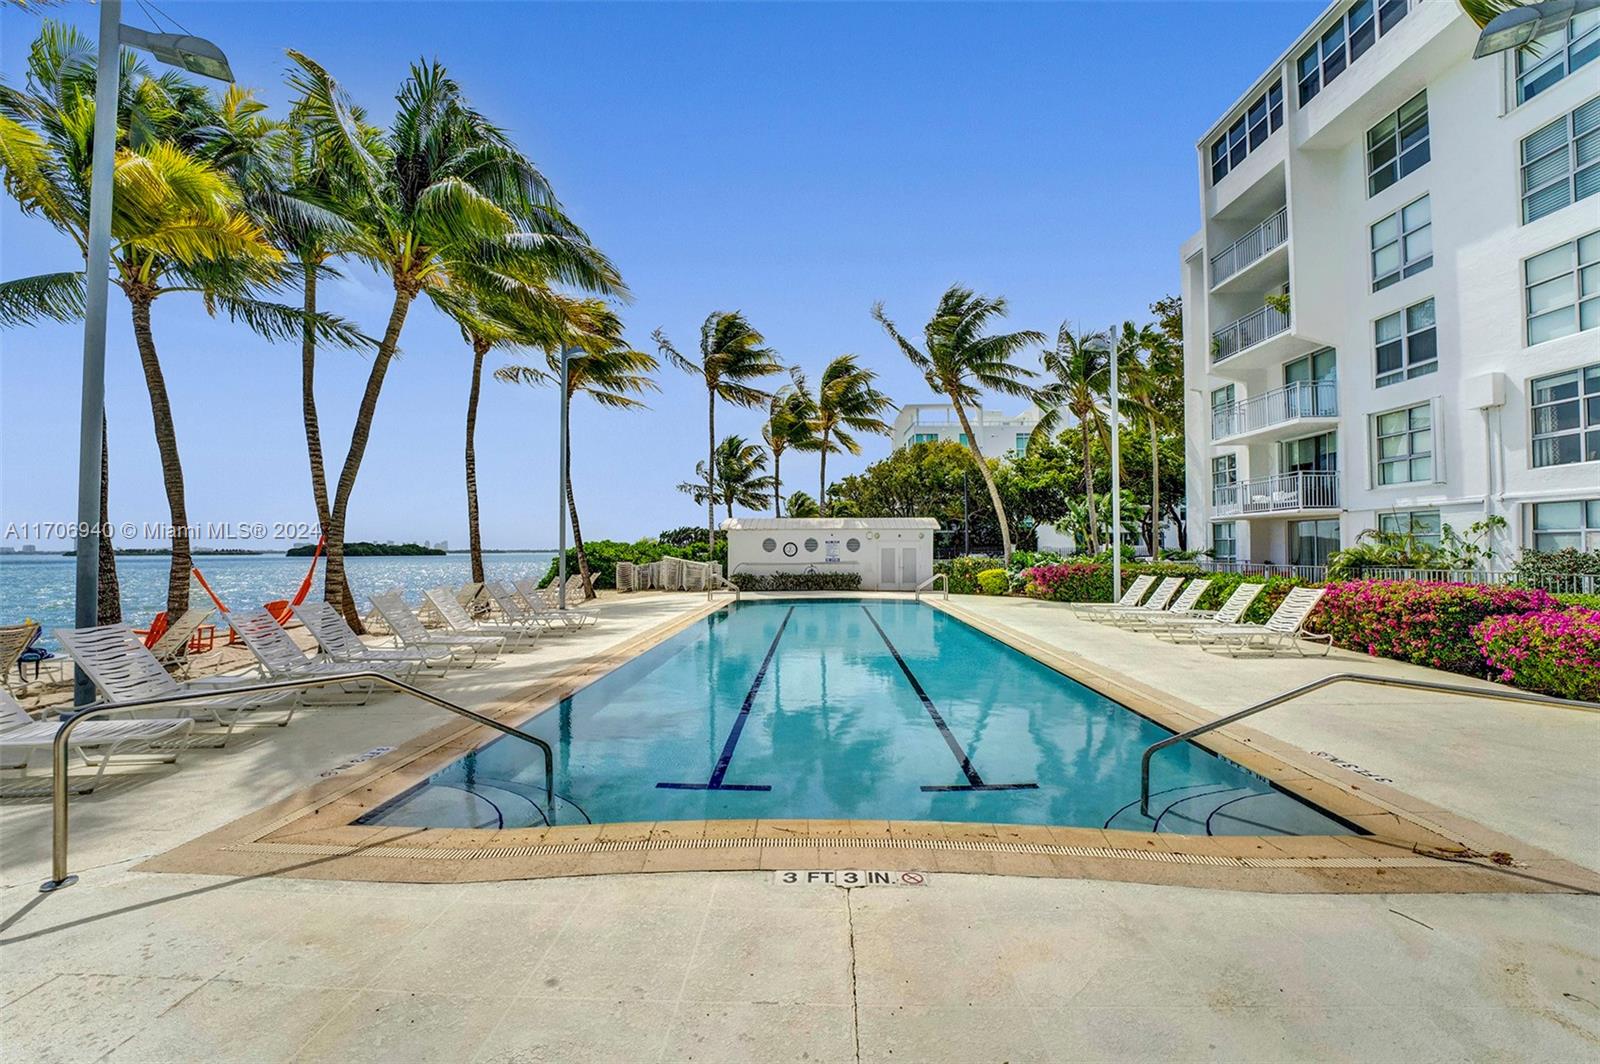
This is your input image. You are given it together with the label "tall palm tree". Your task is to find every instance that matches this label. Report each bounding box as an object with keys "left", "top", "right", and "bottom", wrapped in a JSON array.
[
  {"left": 810, "top": 354, "right": 893, "bottom": 515},
  {"left": 497, "top": 300, "right": 657, "bottom": 598},
  {"left": 1033, "top": 324, "right": 1111, "bottom": 553},
  {"left": 679, "top": 435, "right": 774, "bottom": 518},
  {"left": 785, "top": 491, "right": 820, "bottom": 518},
  {"left": 1119, "top": 322, "right": 1180, "bottom": 559},
  {"left": 654, "top": 312, "right": 782, "bottom": 556},
  {"left": 287, "top": 53, "right": 619, "bottom": 626},
  {"left": 762, "top": 371, "right": 819, "bottom": 518},
  {"left": 873, "top": 285, "right": 1041, "bottom": 565}
]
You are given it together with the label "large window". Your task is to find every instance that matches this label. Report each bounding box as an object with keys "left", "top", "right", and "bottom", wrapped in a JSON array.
[
  {"left": 1524, "top": 230, "right": 1599, "bottom": 345},
  {"left": 1370, "top": 195, "right": 1432, "bottom": 290},
  {"left": 1289, "top": 519, "right": 1340, "bottom": 567},
  {"left": 1014, "top": 434, "right": 1029, "bottom": 456},
  {"left": 1212, "top": 453, "right": 1238, "bottom": 493},
  {"left": 1378, "top": 509, "right": 1442, "bottom": 547},
  {"left": 1367, "top": 92, "right": 1429, "bottom": 197},
  {"left": 1210, "top": 82, "right": 1283, "bottom": 184},
  {"left": 1298, "top": 0, "right": 1409, "bottom": 105},
  {"left": 1516, "top": 10, "right": 1600, "bottom": 105},
  {"left": 1531, "top": 363, "right": 1600, "bottom": 468},
  {"left": 1521, "top": 96, "right": 1599, "bottom": 224},
  {"left": 1375, "top": 297, "right": 1437, "bottom": 386},
  {"left": 1281, "top": 431, "right": 1338, "bottom": 475},
  {"left": 1212, "top": 521, "right": 1238, "bottom": 563},
  {"left": 1529, "top": 499, "right": 1600, "bottom": 551},
  {"left": 1376, "top": 404, "right": 1433, "bottom": 485},
  {"left": 909, "top": 433, "right": 939, "bottom": 445}
]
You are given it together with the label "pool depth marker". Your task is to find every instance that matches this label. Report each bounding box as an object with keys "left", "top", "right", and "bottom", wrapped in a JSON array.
[
  {"left": 859, "top": 606, "right": 1037, "bottom": 793},
  {"left": 656, "top": 606, "right": 794, "bottom": 792}
]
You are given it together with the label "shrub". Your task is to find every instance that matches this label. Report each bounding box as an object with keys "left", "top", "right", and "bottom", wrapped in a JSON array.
[
  {"left": 538, "top": 538, "right": 727, "bottom": 589},
  {"left": 1556, "top": 592, "right": 1600, "bottom": 609},
  {"left": 1511, "top": 547, "right": 1600, "bottom": 579},
  {"left": 1474, "top": 608, "right": 1600, "bottom": 700},
  {"left": 1193, "top": 573, "right": 1306, "bottom": 624},
  {"left": 1315, "top": 580, "right": 1559, "bottom": 676},
  {"left": 934, "top": 555, "right": 1004, "bottom": 594},
  {"left": 1022, "top": 562, "right": 1111, "bottom": 603},
  {"left": 977, "top": 568, "right": 1010, "bottom": 596},
  {"left": 727, "top": 570, "right": 861, "bottom": 592}
]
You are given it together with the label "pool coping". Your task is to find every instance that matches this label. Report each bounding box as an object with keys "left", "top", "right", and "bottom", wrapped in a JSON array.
[{"left": 137, "top": 593, "right": 1600, "bottom": 894}]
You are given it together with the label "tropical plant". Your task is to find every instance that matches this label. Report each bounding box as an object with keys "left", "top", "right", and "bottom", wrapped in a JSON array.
[
  {"left": 810, "top": 353, "right": 893, "bottom": 515},
  {"left": 1118, "top": 321, "right": 1181, "bottom": 558},
  {"left": 1326, "top": 516, "right": 1506, "bottom": 579},
  {"left": 762, "top": 371, "right": 819, "bottom": 517},
  {"left": 654, "top": 311, "right": 783, "bottom": 554},
  {"left": 497, "top": 300, "right": 656, "bottom": 599},
  {"left": 678, "top": 435, "right": 774, "bottom": 518},
  {"left": 285, "top": 52, "right": 619, "bottom": 626},
  {"left": 1456, "top": 0, "right": 1524, "bottom": 29},
  {"left": 1033, "top": 324, "right": 1110, "bottom": 552},
  {"left": 785, "top": 491, "right": 820, "bottom": 518},
  {"left": 873, "top": 285, "right": 1042, "bottom": 565}
]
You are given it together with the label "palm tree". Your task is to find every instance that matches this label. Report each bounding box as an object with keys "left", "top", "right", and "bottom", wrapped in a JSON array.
[
  {"left": 1456, "top": 1, "right": 1522, "bottom": 28},
  {"left": 1119, "top": 322, "right": 1180, "bottom": 559},
  {"left": 654, "top": 312, "right": 783, "bottom": 556},
  {"left": 785, "top": 491, "right": 820, "bottom": 518},
  {"left": 497, "top": 300, "right": 657, "bottom": 599},
  {"left": 1033, "top": 324, "right": 1111, "bottom": 553},
  {"left": 873, "top": 285, "right": 1041, "bottom": 565},
  {"left": 762, "top": 371, "right": 819, "bottom": 517},
  {"left": 811, "top": 355, "right": 894, "bottom": 515},
  {"left": 286, "top": 53, "right": 619, "bottom": 626},
  {"left": 679, "top": 435, "right": 774, "bottom": 518}
]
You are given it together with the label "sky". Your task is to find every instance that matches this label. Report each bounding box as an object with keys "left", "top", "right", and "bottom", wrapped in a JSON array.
[{"left": 0, "top": 0, "right": 1322, "bottom": 551}]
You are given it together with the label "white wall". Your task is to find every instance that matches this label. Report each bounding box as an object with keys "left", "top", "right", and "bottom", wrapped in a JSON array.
[{"left": 726, "top": 526, "right": 935, "bottom": 590}]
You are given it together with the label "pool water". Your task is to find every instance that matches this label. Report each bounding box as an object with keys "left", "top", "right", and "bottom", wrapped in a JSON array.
[{"left": 362, "top": 599, "right": 1354, "bottom": 836}]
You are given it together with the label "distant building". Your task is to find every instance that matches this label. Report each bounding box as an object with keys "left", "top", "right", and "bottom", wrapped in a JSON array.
[
  {"left": 890, "top": 403, "right": 1040, "bottom": 457},
  {"left": 19, "top": 545, "right": 35, "bottom": 554},
  {"left": 0, "top": 547, "right": 15, "bottom": 555}
]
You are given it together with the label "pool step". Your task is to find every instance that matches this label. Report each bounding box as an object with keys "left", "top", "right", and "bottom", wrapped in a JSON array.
[{"left": 1105, "top": 783, "right": 1348, "bottom": 837}]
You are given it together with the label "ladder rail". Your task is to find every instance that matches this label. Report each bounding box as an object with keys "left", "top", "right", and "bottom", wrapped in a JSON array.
[{"left": 915, "top": 573, "right": 949, "bottom": 602}]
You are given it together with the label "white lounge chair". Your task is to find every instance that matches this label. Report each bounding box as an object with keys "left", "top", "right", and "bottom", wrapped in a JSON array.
[
  {"left": 513, "top": 578, "right": 599, "bottom": 627},
  {"left": 0, "top": 689, "right": 195, "bottom": 795},
  {"left": 226, "top": 608, "right": 388, "bottom": 703},
  {"left": 371, "top": 592, "right": 504, "bottom": 664},
  {"left": 1, "top": 622, "right": 40, "bottom": 691},
  {"left": 1111, "top": 578, "right": 1212, "bottom": 630},
  {"left": 1147, "top": 582, "right": 1265, "bottom": 641},
  {"left": 1070, "top": 574, "right": 1157, "bottom": 619},
  {"left": 293, "top": 601, "right": 453, "bottom": 678},
  {"left": 55, "top": 624, "right": 293, "bottom": 740},
  {"left": 482, "top": 581, "right": 564, "bottom": 633},
  {"left": 1194, "top": 586, "right": 1333, "bottom": 656},
  {"left": 423, "top": 587, "right": 538, "bottom": 648},
  {"left": 1089, "top": 576, "right": 1185, "bottom": 624},
  {"left": 144, "top": 607, "right": 214, "bottom": 676}
]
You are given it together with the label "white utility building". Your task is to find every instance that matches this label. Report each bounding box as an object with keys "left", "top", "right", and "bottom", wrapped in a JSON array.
[{"left": 721, "top": 518, "right": 940, "bottom": 591}]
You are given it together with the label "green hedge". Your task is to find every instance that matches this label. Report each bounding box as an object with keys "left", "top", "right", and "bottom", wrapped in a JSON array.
[
  {"left": 977, "top": 568, "right": 1010, "bottom": 595},
  {"left": 727, "top": 571, "right": 861, "bottom": 592},
  {"left": 538, "top": 538, "right": 726, "bottom": 589},
  {"left": 933, "top": 556, "right": 1005, "bottom": 594}
]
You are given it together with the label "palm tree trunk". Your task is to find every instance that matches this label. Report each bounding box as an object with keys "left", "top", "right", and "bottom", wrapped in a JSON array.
[
  {"left": 563, "top": 395, "right": 594, "bottom": 600},
  {"left": 300, "top": 262, "right": 355, "bottom": 611},
  {"left": 818, "top": 432, "right": 829, "bottom": 517},
  {"left": 127, "top": 292, "right": 190, "bottom": 618},
  {"left": 465, "top": 336, "right": 488, "bottom": 584},
  {"left": 97, "top": 415, "right": 121, "bottom": 625},
  {"left": 1148, "top": 413, "right": 1161, "bottom": 561},
  {"left": 706, "top": 387, "right": 716, "bottom": 559},
  {"left": 772, "top": 448, "right": 782, "bottom": 518},
  {"left": 325, "top": 285, "right": 415, "bottom": 630},
  {"left": 953, "top": 402, "right": 1012, "bottom": 565},
  {"left": 1081, "top": 420, "right": 1098, "bottom": 554}
]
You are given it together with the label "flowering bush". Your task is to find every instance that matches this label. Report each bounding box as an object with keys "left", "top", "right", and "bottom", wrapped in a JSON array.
[
  {"left": 934, "top": 556, "right": 1005, "bottom": 594},
  {"left": 1473, "top": 608, "right": 1600, "bottom": 700},
  {"left": 1313, "top": 581, "right": 1559, "bottom": 676},
  {"left": 1022, "top": 562, "right": 1113, "bottom": 602}
]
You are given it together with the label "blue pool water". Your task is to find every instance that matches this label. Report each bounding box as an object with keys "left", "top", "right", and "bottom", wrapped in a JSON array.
[{"left": 364, "top": 599, "right": 1355, "bottom": 836}]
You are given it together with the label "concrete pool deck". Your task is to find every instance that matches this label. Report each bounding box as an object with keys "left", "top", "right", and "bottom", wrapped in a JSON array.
[{"left": 2, "top": 591, "right": 1598, "bottom": 1060}]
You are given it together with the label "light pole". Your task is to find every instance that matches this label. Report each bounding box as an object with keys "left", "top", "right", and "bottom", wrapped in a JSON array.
[
  {"left": 1108, "top": 328, "right": 1121, "bottom": 603},
  {"left": 71, "top": 4, "right": 233, "bottom": 705},
  {"left": 1472, "top": 0, "right": 1599, "bottom": 57},
  {"left": 556, "top": 345, "right": 575, "bottom": 611}
]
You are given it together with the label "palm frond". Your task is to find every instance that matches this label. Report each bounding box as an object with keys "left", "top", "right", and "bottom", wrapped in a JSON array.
[{"left": 0, "top": 270, "right": 85, "bottom": 326}]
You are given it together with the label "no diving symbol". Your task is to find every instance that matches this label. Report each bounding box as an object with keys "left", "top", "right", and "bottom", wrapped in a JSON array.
[{"left": 900, "top": 871, "right": 925, "bottom": 886}]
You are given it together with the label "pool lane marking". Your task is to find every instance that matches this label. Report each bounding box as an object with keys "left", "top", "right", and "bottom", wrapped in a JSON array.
[
  {"left": 656, "top": 605, "right": 794, "bottom": 792},
  {"left": 858, "top": 606, "right": 1037, "bottom": 794}
]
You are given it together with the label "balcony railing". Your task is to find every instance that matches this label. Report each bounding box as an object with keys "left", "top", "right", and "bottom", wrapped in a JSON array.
[
  {"left": 1210, "top": 206, "right": 1288, "bottom": 286},
  {"left": 1212, "top": 303, "right": 1290, "bottom": 363},
  {"left": 1212, "top": 470, "right": 1339, "bottom": 516},
  {"left": 1211, "top": 379, "right": 1338, "bottom": 440}
]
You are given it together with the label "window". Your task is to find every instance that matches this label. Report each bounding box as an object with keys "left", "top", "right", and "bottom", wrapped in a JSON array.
[
  {"left": 1289, "top": 519, "right": 1340, "bottom": 567},
  {"left": 1530, "top": 499, "right": 1600, "bottom": 551},
  {"left": 1212, "top": 521, "right": 1238, "bottom": 563},
  {"left": 1347, "top": 0, "right": 1376, "bottom": 61},
  {"left": 1377, "top": 0, "right": 1409, "bottom": 35},
  {"left": 1370, "top": 195, "right": 1432, "bottom": 290},
  {"left": 1378, "top": 510, "right": 1441, "bottom": 547},
  {"left": 1212, "top": 454, "right": 1238, "bottom": 491},
  {"left": 1302, "top": 0, "right": 1410, "bottom": 105},
  {"left": 1014, "top": 434, "right": 1029, "bottom": 456},
  {"left": 910, "top": 433, "right": 939, "bottom": 445},
  {"left": 1531, "top": 363, "right": 1600, "bottom": 467},
  {"left": 1321, "top": 20, "right": 1348, "bottom": 86},
  {"left": 1521, "top": 96, "right": 1600, "bottom": 224},
  {"left": 1209, "top": 81, "right": 1283, "bottom": 184},
  {"left": 1516, "top": 10, "right": 1600, "bottom": 105},
  {"left": 958, "top": 433, "right": 970, "bottom": 446},
  {"left": 1281, "top": 431, "right": 1338, "bottom": 474},
  {"left": 1367, "top": 92, "right": 1429, "bottom": 196},
  {"left": 1375, "top": 297, "right": 1437, "bottom": 386},
  {"left": 1211, "top": 384, "right": 1236, "bottom": 412},
  {"left": 1376, "top": 404, "right": 1433, "bottom": 484},
  {"left": 1298, "top": 46, "right": 1321, "bottom": 105},
  {"left": 1524, "top": 230, "right": 1600, "bottom": 345}
]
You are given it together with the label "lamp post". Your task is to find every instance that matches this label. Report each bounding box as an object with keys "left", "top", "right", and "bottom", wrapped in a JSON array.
[
  {"left": 71, "top": 3, "right": 233, "bottom": 705},
  {"left": 1108, "top": 329, "right": 1121, "bottom": 602},
  {"left": 1472, "top": 0, "right": 1599, "bottom": 57}
]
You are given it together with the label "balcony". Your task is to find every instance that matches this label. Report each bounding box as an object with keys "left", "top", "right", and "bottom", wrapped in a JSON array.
[
  {"left": 1212, "top": 470, "right": 1339, "bottom": 517},
  {"left": 1211, "top": 380, "right": 1338, "bottom": 443},
  {"left": 1212, "top": 303, "right": 1290, "bottom": 363},
  {"left": 1210, "top": 206, "right": 1287, "bottom": 288}
]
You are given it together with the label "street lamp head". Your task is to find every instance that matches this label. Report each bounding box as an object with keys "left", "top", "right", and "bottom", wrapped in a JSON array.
[
  {"left": 118, "top": 26, "right": 234, "bottom": 82},
  {"left": 1473, "top": 0, "right": 1598, "bottom": 59}
]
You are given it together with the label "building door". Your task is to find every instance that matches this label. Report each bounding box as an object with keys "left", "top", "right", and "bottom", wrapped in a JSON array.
[
  {"left": 879, "top": 547, "right": 898, "bottom": 590},
  {"left": 1288, "top": 519, "right": 1340, "bottom": 567},
  {"left": 900, "top": 547, "right": 920, "bottom": 589}
]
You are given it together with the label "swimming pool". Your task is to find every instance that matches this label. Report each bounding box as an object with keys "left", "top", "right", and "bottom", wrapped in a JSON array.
[{"left": 362, "top": 599, "right": 1354, "bottom": 837}]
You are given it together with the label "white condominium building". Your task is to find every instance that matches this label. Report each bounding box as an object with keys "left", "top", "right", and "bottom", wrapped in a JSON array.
[
  {"left": 1180, "top": 0, "right": 1598, "bottom": 573},
  {"left": 891, "top": 403, "right": 1040, "bottom": 456}
]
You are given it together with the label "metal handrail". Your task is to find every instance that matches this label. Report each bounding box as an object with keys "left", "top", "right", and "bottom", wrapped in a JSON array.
[
  {"left": 1139, "top": 673, "right": 1600, "bottom": 817},
  {"left": 915, "top": 573, "right": 949, "bottom": 601},
  {"left": 37, "top": 670, "right": 555, "bottom": 893},
  {"left": 707, "top": 573, "right": 742, "bottom": 601}
]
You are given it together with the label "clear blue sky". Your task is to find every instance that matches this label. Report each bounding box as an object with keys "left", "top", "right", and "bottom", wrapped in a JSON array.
[{"left": 0, "top": 0, "right": 1320, "bottom": 550}]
